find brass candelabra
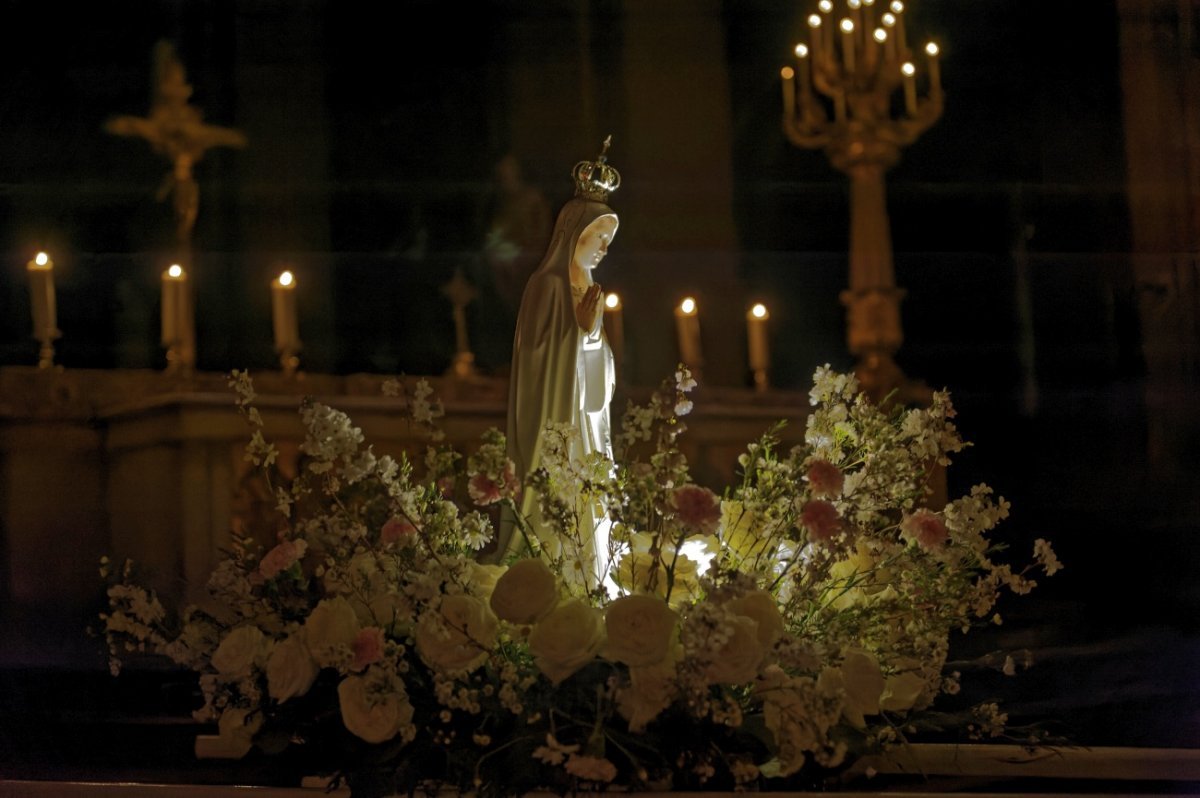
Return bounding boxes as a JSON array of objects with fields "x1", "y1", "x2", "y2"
[{"x1": 782, "y1": 0, "x2": 942, "y2": 401}]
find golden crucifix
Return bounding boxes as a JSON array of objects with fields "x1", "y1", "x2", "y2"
[{"x1": 106, "y1": 41, "x2": 247, "y2": 248}]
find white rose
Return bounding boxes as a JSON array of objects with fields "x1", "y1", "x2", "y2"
[
  {"x1": 489, "y1": 558, "x2": 559, "y2": 624},
  {"x1": 703, "y1": 614, "x2": 765, "y2": 685},
  {"x1": 528, "y1": 599, "x2": 605, "y2": 684},
  {"x1": 211, "y1": 625, "x2": 266, "y2": 677},
  {"x1": 368, "y1": 590, "x2": 414, "y2": 634},
  {"x1": 604, "y1": 595, "x2": 678, "y2": 667},
  {"x1": 266, "y1": 634, "x2": 319, "y2": 703},
  {"x1": 215, "y1": 707, "x2": 262, "y2": 759},
  {"x1": 338, "y1": 675, "x2": 414, "y2": 744},
  {"x1": 467, "y1": 562, "x2": 508, "y2": 602},
  {"x1": 304, "y1": 597, "x2": 360, "y2": 668},
  {"x1": 881, "y1": 671, "x2": 926, "y2": 712},
  {"x1": 416, "y1": 594, "x2": 498, "y2": 672},
  {"x1": 818, "y1": 648, "x2": 884, "y2": 728},
  {"x1": 726, "y1": 590, "x2": 785, "y2": 648}
]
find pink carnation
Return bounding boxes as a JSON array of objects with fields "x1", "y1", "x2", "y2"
[
  {"x1": 381, "y1": 517, "x2": 417, "y2": 547},
  {"x1": 902, "y1": 509, "x2": 949, "y2": 549},
  {"x1": 468, "y1": 473, "x2": 502, "y2": 505},
  {"x1": 259, "y1": 539, "x2": 307, "y2": 579},
  {"x1": 468, "y1": 462, "x2": 520, "y2": 506},
  {"x1": 806, "y1": 460, "x2": 845, "y2": 498},
  {"x1": 672, "y1": 484, "x2": 721, "y2": 534},
  {"x1": 800, "y1": 500, "x2": 841, "y2": 543},
  {"x1": 351, "y1": 626, "x2": 385, "y2": 671}
]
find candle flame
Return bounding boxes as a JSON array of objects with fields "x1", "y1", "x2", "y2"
[
  {"x1": 168, "y1": 264, "x2": 184, "y2": 278},
  {"x1": 680, "y1": 297, "x2": 697, "y2": 315},
  {"x1": 863, "y1": 0, "x2": 875, "y2": 5},
  {"x1": 882, "y1": 12, "x2": 896, "y2": 26},
  {"x1": 840, "y1": 18, "x2": 854, "y2": 32},
  {"x1": 818, "y1": 0, "x2": 832, "y2": 11},
  {"x1": 901, "y1": 61, "x2": 916, "y2": 76},
  {"x1": 848, "y1": 0, "x2": 861, "y2": 8},
  {"x1": 925, "y1": 42, "x2": 939, "y2": 56},
  {"x1": 808, "y1": 13, "x2": 822, "y2": 27},
  {"x1": 279, "y1": 270, "x2": 295, "y2": 287},
  {"x1": 750, "y1": 303, "x2": 768, "y2": 319},
  {"x1": 874, "y1": 28, "x2": 887, "y2": 42},
  {"x1": 605, "y1": 292, "x2": 621, "y2": 310},
  {"x1": 890, "y1": 0, "x2": 904, "y2": 12},
  {"x1": 781, "y1": 65, "x2": 795, "y2": 79},
  {"x1": 34, "y1": 252, "x2": 49, "y2": 266},
  {"x1": 794, "y1": 43, "x2": 809, "y2": 58}
]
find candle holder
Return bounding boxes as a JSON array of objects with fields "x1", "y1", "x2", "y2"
[
  {"x1": 35, "y1": 335, "x2": 60, "y2": 370},
  {"x1": 782, "y1": 0, "x2": 942, "y2": 401}
]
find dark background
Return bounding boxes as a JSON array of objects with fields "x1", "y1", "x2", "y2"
[{"x1": 1, "y1": 0, "x2": 1197, "y2": 782}]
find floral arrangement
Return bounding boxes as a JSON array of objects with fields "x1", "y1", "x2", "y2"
[{"x1": 100, "y1": 366, "x2": 1061, "y2": 797}]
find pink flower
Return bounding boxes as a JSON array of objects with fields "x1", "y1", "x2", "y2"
[
  {"x1": 259, "y1": 539, "x2": 308, "y2": 580},
  {"x1": 468, "y1": 473, "x2": 502, "y2": 505},
  {"x1": 437, "y1": 476, "x2": 456, "y2": 498},
  {"x1": 468, "y1": 461, "x2": 520, "y2": 506},
  {"x1": 806, "y1": 460, "x2": 845, "y2": 498},
  {"x1": 671, "y1": 484, "x2": 721, "y2": 534},
  {"x1": 351, "y1": 627, "x2": 385, "y2": 671},
  {"x1": 800, "y1": 500, "x2": 840, "y2": 543},
  {"x1": 902, "y1": 509, "x2": 949, "y2": 549},
  {"x1": 380, "y1": 517, "x2": 417, "y2": 547}
]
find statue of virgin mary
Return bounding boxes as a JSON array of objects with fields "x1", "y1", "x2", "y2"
[{"x1": 494, "y1": 140, "x2": 621, "y2": 587}]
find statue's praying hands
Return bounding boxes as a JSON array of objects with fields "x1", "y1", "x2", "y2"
[{"x1": 574, "y1": 283, "x2": 603, "y2": 331}]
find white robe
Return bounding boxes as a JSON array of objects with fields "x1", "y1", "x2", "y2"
[{"x1": 496, "y1": 198, "x2": 617, "y2": 586}]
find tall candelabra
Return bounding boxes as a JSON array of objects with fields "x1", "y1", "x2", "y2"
[{"x1": 782, "y1": 0, "x2": 942, "y2": 401}]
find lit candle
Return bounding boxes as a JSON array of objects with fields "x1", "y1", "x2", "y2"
[
  {"x1": 746, "y1": 303, "x2": 770, "y2": 373},
  {"x1": 603, "y1": 291, "x2": 624, "y2": 371},
  {"x1": 26, "y1": 251, "x2": 58, "y2": 343},
  {"x1": 925, "y1": 41, "x2": 942, "y2": 94},
  {"x1": 271, "y1": 269, "x2": 301, "y2": 354},
  {"x1": 780, "y1": 66, "x2": 795, "y2": 120},
  {"x1": 795, "y1": 43, "x2": 813, "y2": 118},
  {"x1": 808, "y1": 14, "x2": 823, "y2": 65},
  {"x1": 890, "y1": 0, "x2": 908, "y2": 55},
  {"x1": 840, "y1": 18, "x2": 856, "y2": 72},
  {"x1": 871, "y1": 28, "x2": 887, "y2": 68},
  {"x1": 161, "y1": 264, "x2": 188, "y2": 347},
  {"x1": 901, "y1": 61, "x2": 917, "y2": 115},
  {"x1": 674, "y1": 296, "x2": 703, "y2": 370},
  {"x1": 862, "y1": 0, "x2": 876, "y2": 33}
]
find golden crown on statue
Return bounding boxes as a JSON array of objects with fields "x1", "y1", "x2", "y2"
[{"x1": 572, "y1": 134, "x2": 621, "y2": 202}]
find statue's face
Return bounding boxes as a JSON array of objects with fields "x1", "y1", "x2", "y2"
[{"x1": 574, "y1": 215, "x2": 618, "y2": 271}]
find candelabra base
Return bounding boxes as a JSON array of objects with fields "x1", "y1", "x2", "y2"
[
  {"x1": 279, "y1": 352, "x2": 301, "y2": 379},
  {"x1": 446, "y1": 351, "x2": 479, "y2": 380},
  {"x1": 36, "y1": 339, "x2": 56, "y2": 370}
]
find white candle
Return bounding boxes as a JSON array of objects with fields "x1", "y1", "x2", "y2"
[
  {"x1": 780, "y1": 66, "x2": 795, "y2": 119},
  {"x1": 746, "y1": 303, "x2": 770, "y2": 372},
  {"x1": 161, "y1": 264, "x2": 188, "y2": 347},
  {"x1": 891, "y1": 0, "x2": 908, "y2": 55},
  {"x1": 840, "y1": 18, "x2": 856, "y2": 72},
  {"x1": 271, "y1": 270, "x2": 301, "y2": 353},
  {"x1": 808, "y1": 15, "x2": 823, "y2": 66},
  {"x1": 902, "y1": 61, "x2": 917, "y2": 115},
  {"x1": 674, "y1": 297, "x2": 703, "y2": 369},
  {"x1": 925, "y1": 42, "x2": 942, "y2": 94},
  {"x1": 795, "y1": 44, "x2": 813, "y2": 119},
  {"x1": 26, "y1": 252, "x2": 57, "y2": 341},
  {"x1": 603, "y1": 291, "x2": 624, "y2": 370}
]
